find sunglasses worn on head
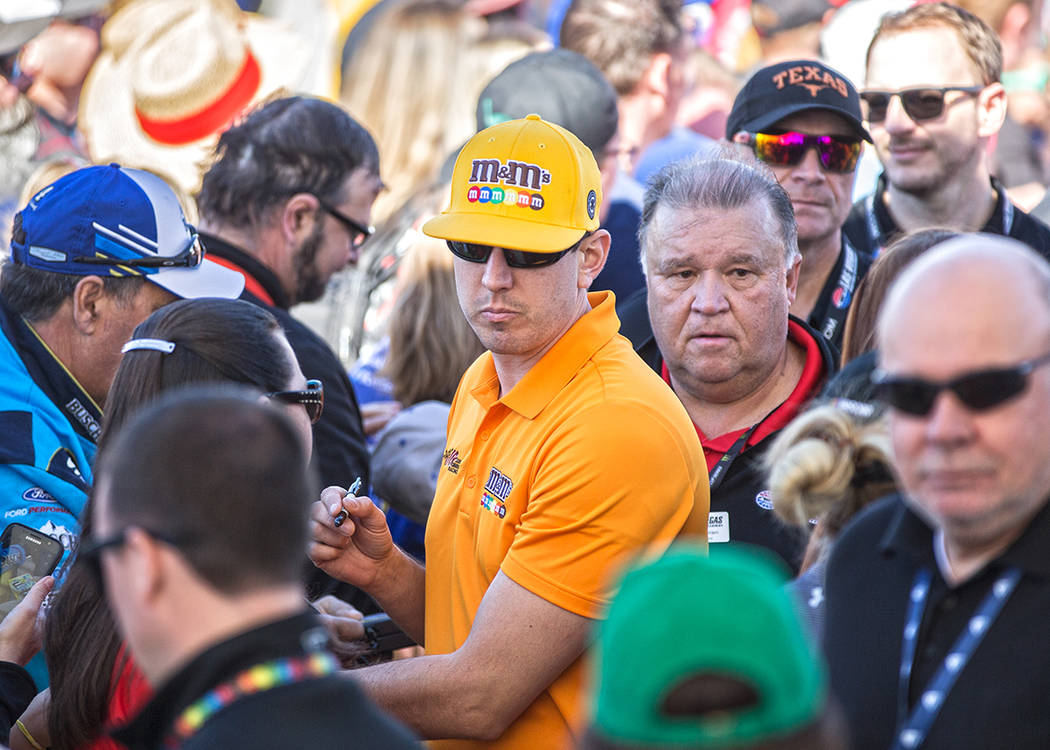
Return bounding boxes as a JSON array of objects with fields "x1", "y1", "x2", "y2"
[
  {"x1": 73, "y1": 232, "x2": 204, "y2": 268},
  {"x1": 860, "y1": 86, "x2": 985, "y2": 124},
  {"x1": 742, "y1": 131, "x2": 862, "y2": 173},
  {"x1": 267, "y1": 379, "x2": 324, "y2": 424},
  {"x1": 315, "y1": 197, "x2": 373, "y2": 248},
  {"x1": 446, "y1": 233, "x2": 590, "y2": 269},
  {"x1": 872, "y1": 351, "x2": 1050, "y2": 416}
]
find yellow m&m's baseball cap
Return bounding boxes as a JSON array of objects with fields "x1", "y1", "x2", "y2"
[{"x1": 422, "y1": 114, "x2": 601, "y2": 253}]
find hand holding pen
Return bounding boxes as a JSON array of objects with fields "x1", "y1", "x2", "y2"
[
  {"x1": 333, "y1": 477, "x2": 362, "y2": 527},
  {"x1": 309, "y1": 483, "x2": 397, "y2": 593}
]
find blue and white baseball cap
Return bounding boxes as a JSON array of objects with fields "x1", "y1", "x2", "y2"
[{"x1": 9, "y1": 164, "x2": 244, "y2": 300}]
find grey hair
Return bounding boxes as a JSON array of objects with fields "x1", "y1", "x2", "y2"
[{"x1": 637, "y1": 154, "x2": 800, "y2": 272}]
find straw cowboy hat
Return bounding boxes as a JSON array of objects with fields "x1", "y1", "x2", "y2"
[{"x1": 79, "y1": 0, "x2": 318, "y2": 195}]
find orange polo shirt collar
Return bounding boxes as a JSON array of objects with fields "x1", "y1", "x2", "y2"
[{"x1": 471, "y1": 290, "x2": 617, "y2": 419}]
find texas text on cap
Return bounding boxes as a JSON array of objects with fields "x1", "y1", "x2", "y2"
[
  {"x1": 726, "y1": 58, "x2": 871, "y2": 142},
  {"x1": 591, "y1": 544, "x2": 827, "y2": 747},
  {"x1": 9, "y1": 163, "x2": 244, "y2": 300},
  {"x1": 475, "y1": 49, "x2": 618, "y2": 158},
  {"x1": 422, "y1": 114, "x2": 601, "y2": 253}
]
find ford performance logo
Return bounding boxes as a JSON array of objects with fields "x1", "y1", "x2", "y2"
[{"x1": 21, "y1": 487, "x2": 56, "y2": 504}]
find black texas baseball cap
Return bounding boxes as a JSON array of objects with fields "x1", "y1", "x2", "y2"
[{"x1": 726, "y1": 58, "x2": 871, "y2": 142}]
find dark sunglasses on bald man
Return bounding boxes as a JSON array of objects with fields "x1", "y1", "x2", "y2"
[
  {"x1": 871, "y1": 351, "x2": 1050, "y2": 416},
  {"x1": 446, "y1": 231, "x2": 592, "y2": 269},
  {"x1": 739, "y1": 131, "x2": 863, "y2": 173},
  {"x1": 267, "y1": 379, "x2": 324, "y2": 424},
  {"x1": 860, "y1": 86, "x2": 985, "y2": 124}
]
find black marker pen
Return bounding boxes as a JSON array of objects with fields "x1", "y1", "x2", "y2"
[{"x1": 333, "y1": 477, "x2": 362, "y2": 527}]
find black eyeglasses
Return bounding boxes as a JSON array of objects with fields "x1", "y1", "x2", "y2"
[
  {"x1": 78, "y1": 527, "x2": 184, "y2": 581},
  {"x1": 315, "y1": 198, "x2": 373, "y2": 248},
  {"x1": 860, "y1": 86, "x2": 985, "y2": 124},
  {"x1": 446, "y1": 232, "x2": 590, "y2": 269},
  {"x1": 267, "y1": 379, "x2": 324, "y2": 424},
  {"x1": 871, "y1": 351, "x2": 1050, "y2": 416},
  {"x1": 740, "y1": 131, "x2": 862, "y2": 173},
  {"x1": 72, "y1": 231, "x2": 204, "y2": 268}
]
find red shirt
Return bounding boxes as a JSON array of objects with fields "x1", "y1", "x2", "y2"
[
  {"x1": 79, "y1": 645, "x2": 152, "y2": 750},
  {"x1": 662, "y1": 319, "x2": 826, "y2": 473}
]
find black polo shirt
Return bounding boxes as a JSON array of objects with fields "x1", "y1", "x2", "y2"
[
  {"x1": 618, "y1": 295, "x2": 836, "y2": 571},
  {"x1": 823, "y1": 493, "x2": 1050, "y2": 750},
  {"x1": 842, "y1": 175, "x2": 1050, "y2": 261}
]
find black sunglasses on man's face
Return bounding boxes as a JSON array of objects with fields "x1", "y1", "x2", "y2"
[
  {"x1": 446, "y1": 231, "x2": 593, "y2": 269},
  {"x1": 78, "y1": 527, "x2": 184, "y2": 583}
]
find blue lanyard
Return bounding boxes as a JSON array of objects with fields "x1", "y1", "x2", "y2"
[{"x1": 891, "y1": 565, "x2": 1021, "y2": 750}]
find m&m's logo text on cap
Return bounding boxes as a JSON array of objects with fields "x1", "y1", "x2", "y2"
[{"x1": 469, "y1": 159, "x2": 552, "y2": 191}]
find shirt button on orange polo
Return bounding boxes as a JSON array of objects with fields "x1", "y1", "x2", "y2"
[
  {"x1": 466, "y1": 475, "x2": 477, "y2": 488},
  {"x1": 480, "y1": 430, "x2": 491, "y2": 441}
]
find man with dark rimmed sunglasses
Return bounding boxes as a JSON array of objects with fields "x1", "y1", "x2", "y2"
[
  {"x1": 195, "y1": 98, "x2": 385, "y2": 612},
  {"x1": 726, "y1": 58, "x2": 874, "y2": 356},
  {"x1": 306, "y1": 114, "x2": 708, "y2": 747},
  {"x1": 823, "y1": 235, "x2": 1050, "y2": 750},
  {"x1": 841, "y1": 2, "x2": 1050, "y2": 261}
]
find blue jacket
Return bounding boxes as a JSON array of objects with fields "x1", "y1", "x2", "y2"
[
  {"x1": 0, "y1": 296, "x2": 95, "y2": 573},
  {"x1": 0, "y1": 296, "x2": 98, "y2": 688}
]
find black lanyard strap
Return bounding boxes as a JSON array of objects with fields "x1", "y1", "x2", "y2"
[
  {"x1": 864, "y1": 193, "x2": 884, "y2": 257},
  {"x1": 866, "y1": 186, "x2": 1014, "y2": 258},
  {"x1": 814, "y1": 242, "x2": 860, "y2": 345},
  {"x1": 708, "y1": 422, "x2": 760, "y2": 492}
]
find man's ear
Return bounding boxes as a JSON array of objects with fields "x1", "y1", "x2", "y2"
[
  {"x1": 279, "y1": 193, "x2": 322, "y2": 245},
  {"x1": 976, "y1": 82, "x2": 1007, "y2": 138},
  {"x1": 577, "y1": 229, "x2": 611, "y2": 290},
  {"x1": 70, "y1": 275, "x2": 108, "y2": 335},
  {"x1": 123, "y1": 527, "x2": 168, "y2": 605},
  {"x1": 642, "y1": 51, "x2": 674, "y2": 99},
  {"x1": 785, "y1": 252, "x2": 802, "y2": 305}
]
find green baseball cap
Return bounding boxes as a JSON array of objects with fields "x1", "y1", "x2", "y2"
[{"x1": 590, "y1": 545, "x2": 826, "y2": 748}]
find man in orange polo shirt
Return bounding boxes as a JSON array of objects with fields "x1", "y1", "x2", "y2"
[{"x1": 309, "y1": 115, "x2": 707, "y2": 749}]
